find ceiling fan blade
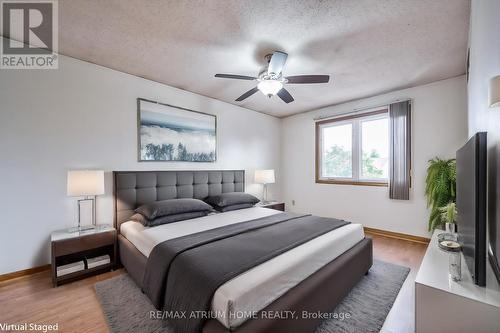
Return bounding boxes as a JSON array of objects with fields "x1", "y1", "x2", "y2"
[
  {"x1": 277, "y1": 88, "x2": 294, "y2": 104},
  {"x1": 268, "y1": 51, "x2": 288, "y2": 76},
  {"x1": 286, "y1": 75, "x2": 330, "y2": 84},
  {"x1": 235, "y1": 87, "x2": 259, "y2": 101},
  {"x1": 215, "y1": 74, "x2": 256, "y2": 80}
]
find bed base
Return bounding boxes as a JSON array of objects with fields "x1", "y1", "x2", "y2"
[
  {"x1": 118, "y1": 235, "x2": 372, "y2": 333},
  {"x1": 118, "y1": 234, "x2": 147, "y2": 288}
]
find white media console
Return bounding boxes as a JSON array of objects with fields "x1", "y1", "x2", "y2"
[{"x1": 415, "y1": 230, "x2": 500, "y2": 332}]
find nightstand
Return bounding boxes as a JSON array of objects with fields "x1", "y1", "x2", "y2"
[
  {"x1": 51, "y1": 225, "x2": 116, "y2": 287},
  {"x1": 257, "y1": 201, "x2": 285, "y2": 211}
]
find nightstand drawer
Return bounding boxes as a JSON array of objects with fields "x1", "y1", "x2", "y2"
[
  {"x1": 52, "y1": 231, "x2": 115, "y2": 257},
  {"x1": 266, "y1": 203, "x2": 285, "y2": 211},
  {"x1": 258, "y1": 202, "x2": 285, "y2": 211}
]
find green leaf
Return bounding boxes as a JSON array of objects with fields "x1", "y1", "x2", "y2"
[{"x1": 425, "y1": 158, "x2": 456, "y2": 231}]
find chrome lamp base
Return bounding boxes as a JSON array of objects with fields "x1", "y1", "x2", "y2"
[
  {"x1": 262, "y1": 183, "x2": 273, "y2": 204},
  {"x1": 72, "y1": 196, "x2": 97, "y2": 232}
]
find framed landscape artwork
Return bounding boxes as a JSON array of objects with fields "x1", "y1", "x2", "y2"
[{"x1": 137, "y1": 98, "x2": 217, "y2": 162}]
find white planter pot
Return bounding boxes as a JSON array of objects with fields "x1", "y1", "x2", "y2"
[{"x1": 445, "y1": 222, "x2": 456, "y2": 234}]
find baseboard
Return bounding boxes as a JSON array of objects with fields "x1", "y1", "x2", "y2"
[
  {"x1": 0, "y1": 228, "x2": 427, "y2": 282},
  {"x1": 364, "y1": 227, "x2": 430, "y2": 244},
  {"x1": 0, "y1": 264, "x2": 50, "y2": 282}
]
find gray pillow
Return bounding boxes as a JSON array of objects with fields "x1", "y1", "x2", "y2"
[
  {"x1": 217, "y1": 203, "x2": 255, "y2": 212},
  {"x1": 130, "y1": 211, "x2": 209, "y2": 227},
  {"x1": 205, "y1": 192, "x2": 260, "y2": 209},
  {"x1": 135, "y1": 198, "x2": 212, "y2": 220}
]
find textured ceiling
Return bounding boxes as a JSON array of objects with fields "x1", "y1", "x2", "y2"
[{"x1": 55, "y1": 0, "x2": 469, "y2": 117}]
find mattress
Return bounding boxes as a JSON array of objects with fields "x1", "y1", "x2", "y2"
[
  {"x1": 120, "y1": 207, "x2": 281, "y2": 257},
  {"x1": 120, "y1": 207, "x2": 364, "y2": 329}
]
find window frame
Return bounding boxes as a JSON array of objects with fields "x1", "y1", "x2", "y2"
[{"x1": 315, "y1": 109, "x2": 389, "y2": 186}]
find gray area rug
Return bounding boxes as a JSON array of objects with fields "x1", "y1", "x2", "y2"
[{"x1": 95, "y1": 260, "x2": 409, "y2": 333}]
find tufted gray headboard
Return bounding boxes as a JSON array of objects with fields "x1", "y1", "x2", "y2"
[{"x1": 113, "y1": 170, "x2": 245, "y2": 230}]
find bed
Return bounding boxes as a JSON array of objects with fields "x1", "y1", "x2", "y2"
[{"x1": 114, "y1": 170, "x2": 372, "y2": 333}]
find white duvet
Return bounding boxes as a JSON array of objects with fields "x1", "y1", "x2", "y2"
[{"x1": 120, "y1": 207, "x2": 364, "y2": 329}]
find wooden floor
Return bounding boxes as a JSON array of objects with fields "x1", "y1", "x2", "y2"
[
  {"x1": 0, "y1": 233, "x2": 427, "y2": 333},
  {"x1": 372, "y1": 234, "x2": 428, "y2": 333}
]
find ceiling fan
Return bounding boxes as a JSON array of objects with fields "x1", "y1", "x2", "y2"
[{"x1": 214, "y1": 51, "x2": 330, "y2": 104}]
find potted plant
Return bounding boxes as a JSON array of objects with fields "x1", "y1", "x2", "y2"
[
  {"x1": 439, "y1": 202, "x2": 457, "y2": 234},
  {"x1": 425, "y1": 158, "x2": 457, "y2": 231}
]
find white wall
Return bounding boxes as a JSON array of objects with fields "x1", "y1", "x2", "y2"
[
  {"x1": 467, "y1": 0, "x2": 500, "y2": 135},
  {"x1": 467, "y1": 0, "x2": 500, "y2": 271},
  {"x1": 0, "y1": 54, "x2": 281, "y2": 274},
  {"x1": 281, "y1": 76, "x2": 468, "y2": 238}
]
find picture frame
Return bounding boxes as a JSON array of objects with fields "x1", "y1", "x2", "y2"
[{"x1": 137, "y1": 98, "x2": 217, "y2": 162}]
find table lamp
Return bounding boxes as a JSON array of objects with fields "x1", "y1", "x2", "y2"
[
  {"x1": 67, "y1": 170, "x2": 105, "y2": 231},
  {"x1": 255, "y1": 169, "x2": 275, "y2": 204}
]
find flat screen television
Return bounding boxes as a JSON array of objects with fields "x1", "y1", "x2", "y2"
[{"x1": 456, "y1": 132, "x2": 487, "y2": 286}]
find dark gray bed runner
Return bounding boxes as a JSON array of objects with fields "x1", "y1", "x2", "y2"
[{"x1": 143, "y1": 212, "x2": 349, "y2": 333}]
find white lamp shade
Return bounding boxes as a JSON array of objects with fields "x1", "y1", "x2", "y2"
[
  {"x1": 255, "y1": 169, "x2": 275, "y2": 184},
  {"x1": 67, "y1": 170, "x2": 105, "y2": 196},
  {"x1": 490, "y1": 75, "x2": 500, "y2": 108}
]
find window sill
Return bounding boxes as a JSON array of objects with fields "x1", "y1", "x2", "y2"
[{"x1": 316, "y1": 179, "x2": 388, "y2": 187}]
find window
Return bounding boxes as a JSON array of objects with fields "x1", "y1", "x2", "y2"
[{"x1": 316, "y1": 110, "x2": 389, "y2": 186}]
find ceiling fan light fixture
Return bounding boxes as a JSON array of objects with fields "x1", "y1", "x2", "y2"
[
  {"x1": 215, "y1": 51, "x2": 330, "y2": 103},
  {"x1": 257, "y1": 79, "x2": 283, "y2": 96}
]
